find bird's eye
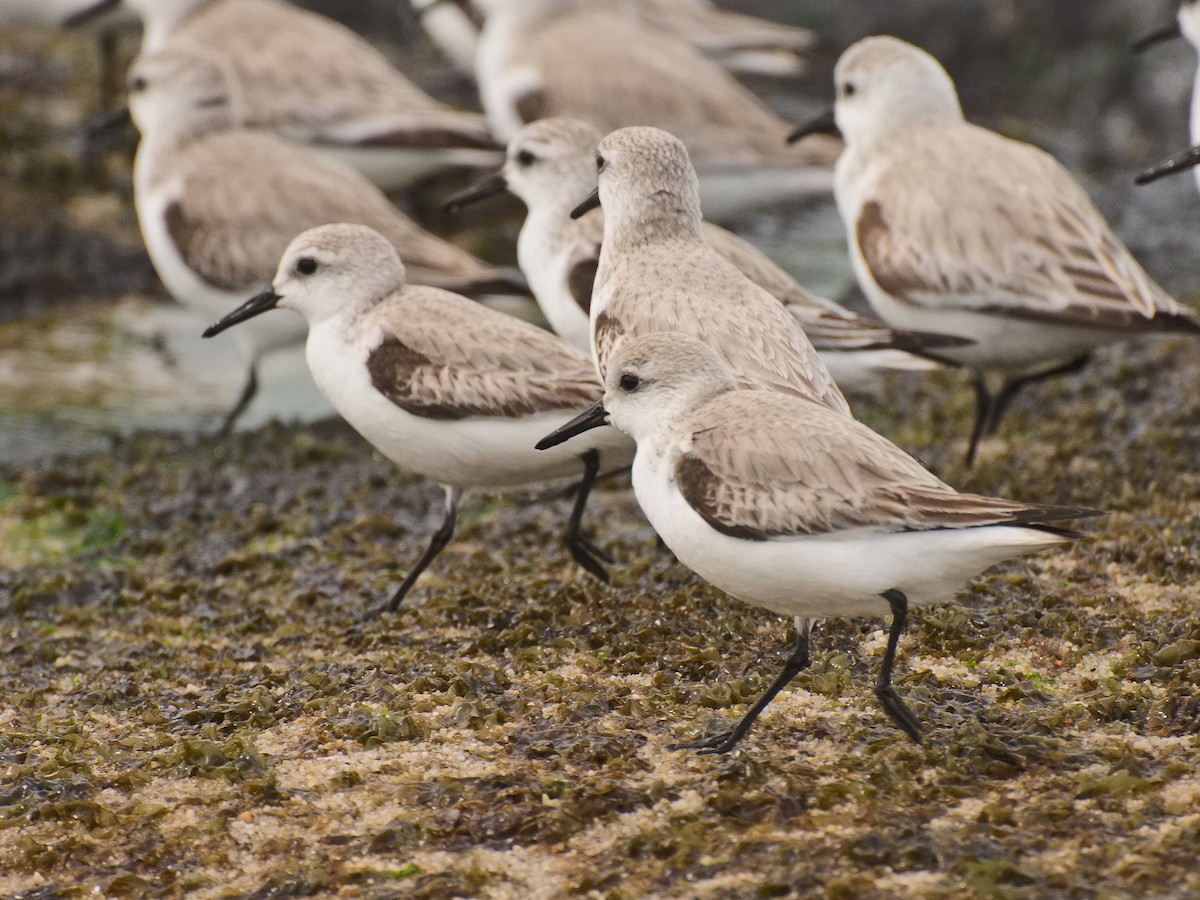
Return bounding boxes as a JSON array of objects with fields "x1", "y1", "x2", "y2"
[
  {"x1": 128, "y1": 76, "x2": 148, "y2": 93},
  {"x1": 516, "y1": 149, "x2": 536, "y2": 166},
  {"x1": 618, "y1": 373, "x2": 640, "y2": 392},
  {"x1": 295, "y1": 257, "x2": 318, "y2": 276},
  {"x1": 842, "y1": 82, "x2": 857, "y2": 98},
  {"x1": 596, "y1": 153, "x2": 607, "y2": 172}
]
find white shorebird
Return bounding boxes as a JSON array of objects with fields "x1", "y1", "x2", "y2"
[
  {"x1": 129, "y1": 47, "x2": 523, "y2": 433},
  {"x1": 575, "y1": 125, "x2": 851, "y2": 416},
  {"x1": 412, "y1": 0, "x2": 815, "y2": 79},
  {"x1": 790, "y1": 35, "x2": 1200, "y2": 465},
  {"x1": 539, "y1": 332, "x2": 1097, "y2": 749},
  {"x1": 1134, "y1": 2, "x2": 1200, "y2": 194},
  {"x1": 68, "y1": 0, "x2": 503, "y2": 188},
  {"x1": 472, "y1": 0, "x2": 840, "y2": 218},
  {"x1": 204, "y1": 224, "x2": 633, "y2": 611},
  {"x1": 445, "y1": 117, "x2": 969, "y2": 392}
]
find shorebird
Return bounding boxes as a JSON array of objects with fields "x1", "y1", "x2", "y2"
[
  {"x1": 445, "y1": 117, "x2": 969, "y2": 392},
  {"x1": 68, "y1": 0, "x2": 503, "y2": 188},
  {"x1": 1134, "y1": 2, "x2": 1200, "y2": 194},
  {"x1": 575, "y1": 126, "x2": 850, "y2": 416},
  {"x1": 790, "y1": 35, "x2": 1200, "y2": 465},
  {"x1": 204, "y1": 224, "x2": 632, "y2": 610},
  {"x1": 129, "y1": 47, "x2": 523, "y2": 433},
  {"x1": 539, "y1": 332, "x2": 1098, "y2": 750},
  {"x1": 412, "y1": 0, "x2": 815, "y2": 79},
  {"x1": 472, "y1": 0, "x2": 840, "y2": 218}
]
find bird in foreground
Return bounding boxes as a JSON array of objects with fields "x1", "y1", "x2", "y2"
[
  {"x1": 69, "y1": 0, "x2": 502, "y2": 189},
  {"x1": 204, "y1": 224, "x2": 633, "y2": 612},
  {"x1": 539, "y1": 332, "x2": 1099, "y2": 750},
  {"x1": 577, "y1": 125, "x2": 852, "y2": 417},
  {"x1": 472, "y1": 0, "x2": 840, "y2": 218},
  {"x1": 128, "y1": 48, "x2": 523, "y2": 435},
  {"x1": 412, "y1": 0, "x2": 816, "y2": 79},
  {"x1": 446, "y1": 117, "x2": 970, "y2": 393},
  {"x1": 790, "y1": 35, "x2": 1200, "y2": 465},
  {"x1": 1134, "y1": 1, "x2": 1200, "y2": 196}
]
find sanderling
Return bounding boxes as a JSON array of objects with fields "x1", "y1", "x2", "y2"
[
  {"x1": 129, "y1": 48, "x2": 523, "y2": 433},
  {"x1": 446, "y1": 117, "x2": 969, "y2": 392},
  {"x1": 571, "y1": 125, "x2": 851, "y2": 416},
  {"x1": 540, "y1": 332, "x2": 1098, "y2": 750},
  {"x1": 69, "y1": 0, "x2": 503, "y2": 189},
  {"x1": 790, "y1": 35, "x2": 1200, "y2": 465},
  {"x1": 413, "y1": 0, "x2": 815, "y2": 79},
  {"x1": 1134, "y1": 2, "x2": 1200, "y2": 193},
  {"x1": 204, "y1": 223, "x2": 633, "y2": 611},
  {"x1": 472, "y1": 0, "x2": 839, "y2": 218}
]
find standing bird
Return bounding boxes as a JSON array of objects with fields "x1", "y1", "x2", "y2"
[
  {"x1": 129, "y1": 47, "x2": 523, "y2": 433},
  {"x1": 790, "y1": 35, "x2": 1200, "y2": 465},
  {"x1": 205, "y1": 224, "x2": 632, "y2": 611},
  {"x1": 411, "y1": 0, "x2": 816, "y2": 79},
  {"x1": 575, "y1": 126, "x2": 851, "y2": 416},
  {"x1": 68, "y1": 0, "x2": 502, "y2": 188},
  {"x1": 1134, "y1": 2, "x2": 1200, "y2": 194},
  {"x1": 446, "y1": 117, "x2": 969, "y2": 392},
  {"x1": 540, "y1": 333, "x2": 1097, "y2": 750},
  {"x1": 472, "y1": 0, "x2": 840, "y2": 218}
]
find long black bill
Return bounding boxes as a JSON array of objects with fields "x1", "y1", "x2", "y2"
[
  {"x1": 570, "y1": 187, "x2": 601, "y2": 220},
  {"x1": 1132, "y1": 20, "x2": 1183, "y2": 52},
  {"x1": 443, "y1": 171, "x2": 508, "y2": 212},
  {"x1": 787, "y1": 107, "x2": 841, "y2": 144},
  {"x1": 203, "y1": 290, "x2": 281, "y2": 338},
  {"x1": 1135, "y1": 144, "x2": 1200, "y2": 185},
  {"x1": 536, "y1": 400, "x2": 609, "y2": 450},
  {"x1": 63, "y1": 0, "x2": 121, "y2": 29}
]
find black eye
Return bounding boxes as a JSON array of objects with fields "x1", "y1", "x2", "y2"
[
  {"x1": 129, "y1": 76, "x2": 148, "y2": 93},
  {"x1": 516, "y1": 149, "x2": 536, "y2": 166},
  {"x1": 295, "y1": 257, "x2": 318, "y2": 276},
  {"x1": 596, "y1": 153, "x2": 607, "y2": 172},
  {"x1": 842, "y1": 82, "x2": 857, "y2": 98},
  {"x1": 618, "y1": 373, "x2": 640, "y2": 392}
]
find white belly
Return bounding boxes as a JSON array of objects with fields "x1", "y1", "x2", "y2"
[{"x1": 632, "y1": 450, "x2": 1066, "y2": 621}]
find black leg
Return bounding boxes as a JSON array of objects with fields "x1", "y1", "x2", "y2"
[
  {"x1": 98, "y1": 29, "x2": 121, "y2": 112},
  {"x1": 383, "y1": 485, "x2": 461, "y2": 614},
  {"x1": 677, "y1": 618, "x2": 812, "y2": 754},
  {"x1": 965, "y1": 373, "x2": 994, "y2": 467},
  {"x1": 562, "y1": 450, "x2": 612, "y2": 581},
  {"x1": 877, "y1": 589, "x2": 922, "y2": 743},
  {"x1": 985, "y1": 353, "x2": 1092, "y2": 437},
  {"x1": 216, "y1": 365, "x2": 259, "y2": 438}
]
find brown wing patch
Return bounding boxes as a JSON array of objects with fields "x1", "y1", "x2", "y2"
[
  {"x1": 675, "y1": 453, "x2": 768, "y2": 541},
  {"x1": 164, "y1": 200, "x2": 241, "y2": 292},
  {"x1": 514, "y1": 87, "x2": 549, "y2": 125},
  {"x1": 567, "y1": 258, "x2": 598, "y2": 315},
  {"x1": 856, "y1": 200, "x2": 931, "y2": 300},
  {"x1": 592, "y1": 308, "x2": 625, "y2": 375},
  {"x1": 367, "y1": 334, "x2": 598, "y2": 420},
  {"x1": 352, "y1": 125, "x2": 502, "y2": 151}
]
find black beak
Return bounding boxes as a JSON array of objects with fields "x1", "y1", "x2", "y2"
[
  {"x1": 536, "y1": 400, "x2": 609, "y2": 450},
  {"x1": 570, "y1": 187, "x2": 601, "y2": 220},
  {"x1": 787, "y1": 107, "x2": 841, "y2": 144},
  {"x1": 443, "y1": 171, "x2": 508, "y2": 211},
  {"x1": 1135, "y1": 144, "x2": 1200, "y2": 185},
  {"x1": 203, "y1": 290, "x2": 281, "y2": 338},
  {"x1": 63, "y1": 0, "x2": 121, "y2": 29},
  {"x1": 84, "y1": 105, "x2": 133, "y2": 144},
  {"x1": 1132, "y1": 19, "x2": 1183, "y2": 53}
]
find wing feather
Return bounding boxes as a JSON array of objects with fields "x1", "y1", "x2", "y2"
[
  {"x1": 676, "y1": 392, "x2": 1096, "y2": 538},
  {"x1": 857, "y1": 124, "x2": 1198, "y2": 331},
  {"x1": 368, "y1": 286, "x2": 601, "y2": 420}
]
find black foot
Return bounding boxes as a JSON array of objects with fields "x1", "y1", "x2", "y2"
[
  {"x1": 566, "y1": 533, "x2": 611, "y2": 582},
  {"x1": 671, "y1": 726, "x2": 742, "y2": 755},
  {"x1": 876, "y1": 685, "x2": 923, "y2": 744}
]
